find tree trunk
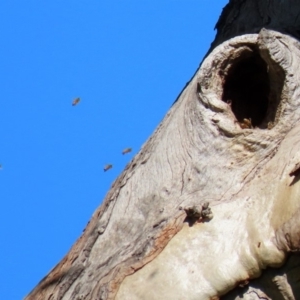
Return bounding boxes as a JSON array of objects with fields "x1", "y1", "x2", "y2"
[{"x1": 25, "y1": 1, "x2": 300, "y2": 299}]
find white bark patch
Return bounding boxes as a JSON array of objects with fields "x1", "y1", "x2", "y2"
[{"x1": 116, "y1": 30, "x2": 300, "y2": 299}]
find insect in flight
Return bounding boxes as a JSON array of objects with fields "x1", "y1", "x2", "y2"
[
  {"x1": 122, "y1": 148, "x2": 132, "y2": 155},
  {"x1": 104, "y1": 164, "x2": 113, "y2": 172},
  {"x1": 72, "y1": 97, "x2": 80, "y2": 106}
]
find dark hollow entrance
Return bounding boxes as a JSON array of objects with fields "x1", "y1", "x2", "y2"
[{"x1": 222, "y1": 51, "x2": 270, "y2": 128}]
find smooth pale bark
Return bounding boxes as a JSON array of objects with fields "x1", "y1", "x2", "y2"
[{"x1": 25, "y1": 1, "x2": 300, "y2": 300}]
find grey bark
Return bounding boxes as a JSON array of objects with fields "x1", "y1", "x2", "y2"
[{"x1": 25, "y1": 1, "x2": 300, "y2": 300}]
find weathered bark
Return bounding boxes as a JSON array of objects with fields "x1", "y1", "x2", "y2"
[{"x1": 26, "y1": 1, "x2": 300, "y2": 299}]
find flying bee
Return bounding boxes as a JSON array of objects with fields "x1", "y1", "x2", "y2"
[
  {"x1": 122, "y1": 148, "x2": 132, "y2": 155},
  {"x1": 104, "y1": 164, "x2": 113, "y2": 172},
  {"x1": 72, "y1": 97, "x2": 80, "y2": 106}
]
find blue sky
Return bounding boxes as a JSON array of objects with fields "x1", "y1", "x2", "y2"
[{"x1": 0, "y1": 1, "x2": 228, "y2": 298}]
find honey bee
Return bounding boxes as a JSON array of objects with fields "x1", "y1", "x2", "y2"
[
  {"x1": 104, "y1": 164, "x2": 113, "y2": 172},
  {"x1": 122, "y1": 148, "x2": 132, "y2": 155},
  {"x1": 239, "y1": 118, "x2": 252, "y2": 129},
  {"x1": 72, "y1": 97, "x2": 80, "y2": 106}
]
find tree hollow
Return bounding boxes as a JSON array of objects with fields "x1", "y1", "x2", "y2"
[{"x1": 222, "y1": 50, "x2": 270, "y2": 127}]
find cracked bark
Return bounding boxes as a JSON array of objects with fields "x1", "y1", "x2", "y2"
[{"x1": 25, "y1": 1, "x2": 300, "y2": 299}]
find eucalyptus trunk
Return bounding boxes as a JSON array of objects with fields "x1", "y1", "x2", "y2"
[{"x1": 25, "y1": 1, "x2": 300, "y2": 299}]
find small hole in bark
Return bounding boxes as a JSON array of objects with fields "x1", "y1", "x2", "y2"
[{"x1": 222, "y1": 51, "x2": 270, "y2": 128}]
